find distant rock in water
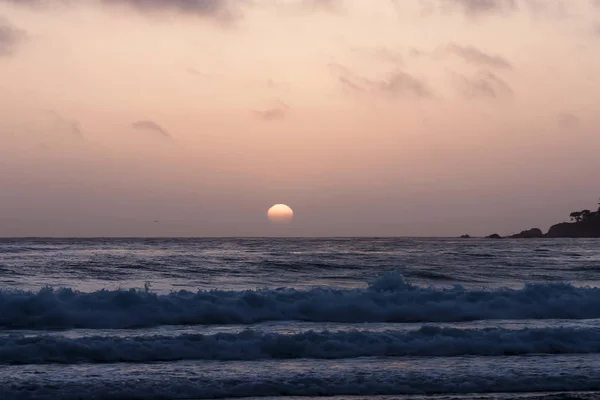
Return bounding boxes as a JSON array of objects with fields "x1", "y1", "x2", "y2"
[
  {"x1": 460, "y1": 234, "x2": 471, "y2": 238},
  {"x1": 510, "y1": 228, "x2": 544, "y2": 239},
  {"x1": 486, "y1": 233, "x2": 503, "y2": 239}
]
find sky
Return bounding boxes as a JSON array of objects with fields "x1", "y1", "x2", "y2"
[{"x1": 0, "y1": 0, "x2": 600, "y2": 237}]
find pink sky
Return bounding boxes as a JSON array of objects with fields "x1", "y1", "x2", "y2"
[{"x1": 1, "y1": 0, "x2": 599, "y2": 237}]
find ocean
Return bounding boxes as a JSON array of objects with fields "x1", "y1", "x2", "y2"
[{"x1": 1, "y1": 237, "x2": 600, "y2": 400}]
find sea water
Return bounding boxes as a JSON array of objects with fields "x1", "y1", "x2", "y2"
[{"x1": 1, "y1": 237, "x2": 600, "y2": 399}]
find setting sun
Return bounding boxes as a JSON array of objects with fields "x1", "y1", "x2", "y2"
[{"x1": 267, "y1": 204, "x2": 294, "y2": 224}]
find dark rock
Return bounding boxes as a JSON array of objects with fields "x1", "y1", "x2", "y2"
[
  {"x1": 460, "y1": 234, "x2": 471, "y2": 238},
  {"x1": 510, "y1": 228, "x2": 543, "y2": 239},
  {"x1": 486, "y1": 233, "x2": 503, "y2": 239},
  {"x1": 546, "y1": 219, "x2": 600, "y2": 238}
]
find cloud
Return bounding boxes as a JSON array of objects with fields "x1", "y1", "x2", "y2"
[
  {"x1": 331, "y1": 63, "x2": 433, "y2": 99},
  {"x1": 0, "y1": 0, "x2": 244, "y2": 22},
  {"x1": 524, "y1": 0, "x2": 570, "y2": 18},
  {"x1": 45, "y1": 110, "x2": 83, "y2": 138},
  {"x1": 424, "y1": 0, "x2": 517, "y2": 17},
  {"x1": 253, "y1": 102, "x2": 289, "y2": 121},
  {"x1": 373, "y1": 71, "x2": 433, "y2": 98},
  {"x1": 300, "y1": 0, "x2": 341, "y2": 12},
  {"x1": 0, "y1": 0, "x2": 73, "y2": 9},
  {"x1": 454, "y1": 70, "x2": 513, "y2": 99},
  {"x1": 101, "y1": 0, "x2": 241, "y2": 21},
  {"x1": 0, "y1": 18, "x2": 26, "y2": 57},
  {"x1": 557, "y1": 112, "x2": 580, "y2": 129},
  {"x1": 450, "y1": 0, "x2": 517, "y2": 14},
  {"x1": 447, "y1": 43, "x2": 513, "y2": 70},
  {"x1": 351, "y1": 46, "x2": 404, "y2": 65},
  {"x1": 132, "y1": 120, "x2": 171, "y2": 137},
  {"x1": 265, "y1": 0, "x2": 344, "y2": 15},
  {"x1": 186, "y1": 68, "x2": 221, "y2": 80},
  {"x1": 0, "y1": 0, "x2": 42, "y2": 5}
]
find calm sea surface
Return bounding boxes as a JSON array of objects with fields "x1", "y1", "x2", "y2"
[{"x1": 1, "y1": 237, "x2": 600, "y2": 399}]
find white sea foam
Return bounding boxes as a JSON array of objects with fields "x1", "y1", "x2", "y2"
[{"x1": 1, "y1": 272, "x2": 600, "y2": 329}]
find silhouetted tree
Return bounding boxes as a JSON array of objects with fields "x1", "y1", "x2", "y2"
[{"x1": 570, "y1": 211, "x2": 583, "y2": 222}]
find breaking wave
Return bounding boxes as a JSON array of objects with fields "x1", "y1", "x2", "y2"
[
  {"x1": 2, "y1": 271, "x2": 600, "y2": 329},
  {"x1": 4, "y1": 326, "x2": 600, "y2": 364},
  {"x1": 2, "y1": 362, "x2": 600, "y2": 399}
]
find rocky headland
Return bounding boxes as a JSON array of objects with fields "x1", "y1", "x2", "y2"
[{"x1": 472, "y1": 201, "x2": 600, "y2": 239}]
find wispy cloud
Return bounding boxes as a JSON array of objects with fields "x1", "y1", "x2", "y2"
[
  {"x1": 0, "y1": 0, "x2": 43, "y2": 5},
  {"x1": 373, "y1": 71, "x2": 433, "y2": 98},
  {"x1": 524, "y1": 0, "x2": 570, "y2": 18},
  {"x1": 0, "y1": 18, "x2": 26, "y2": 57},
  {"x1": 557, "y1": 112, "x2": 580, "y2": 129},
  {"x1": 186, "y1": 68, "x2": 221, "y2": 79},
  {"x1": 331, "y1": 63, "x2": 433, "y2": 99},
  {"x1": 351, "y1": 46, "x2": 404, "y2": 65},
  {"x1": 253, "y1": 102, "x2": 289, "y2": 121},
  {"x1": 423, "y1": 0, "x2": 517, "y2": 17},
  {"x1": 300, "y1": 0, "x2": 341, "y2": 12},
  {"x1": 44, "y1": 110, "x2": 83, "y2": 138},
  {"x1": 0, "y1": 0, "x2": 244, "y2": 22},
  {"x1": 132, "y1": 120, "x2": 171, "y2": 137},
  {"x1": 454, "y1": 69, "x2": 513, "y2": 99},
  {"x1": 0, "y1": 0, "x2": 74, "y2": 9},
  {"x1": 449, "y1": 0, "x2": 517, "y2": 15},
  {"x1": 447, "y1": 43, "x2": 513, "y2": 70},
  {"x1": 101, "y1": 0, "x2": 242, "y2": 22},
  {"x1": 265, "y1": 0, "x2": 344, "y2": 15}
]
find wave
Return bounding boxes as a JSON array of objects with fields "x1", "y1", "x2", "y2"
[
  {"x1": 2, "y1": 362, "x2": 600, "y2": 400},
  {"x1": 2, "y1": 271, "x2": 600, "y2": 329},
  {"x1": 5, "y1": 326, "x2": 600, "y2": 364}
]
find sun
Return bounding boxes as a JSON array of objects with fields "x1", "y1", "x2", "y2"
[{"x1": 267, "y1": 204, "x2": 294, "y2": 224}]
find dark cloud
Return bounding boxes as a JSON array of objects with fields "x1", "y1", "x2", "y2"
[
  {"x1": 422, "y1": 0, "x2": 517, "y2": 17},
  {"x1": 43, "y1": 110, "x2": 83, "y2": 138},
  {"x1": 557, "y1": 113, "x2": 580, "y2": 129},
  {"x1": 102, "y1": 0, "x2": 241, "y2": 22},
  {"x1": 253, "y1": 102, "x2": 289, "y2": 121},
  {"x1": 300, "y1": 0, "x2": 341, "y2": 12},
  {"x1": 1, "y1": 0, "x2": 241, "y2": 20},
  {"x1": 331, "y1": 63, "x2": 433, "y2": 99},
  {"x1": 187, "y1": 67, "x2": 204, "y2": 75},
  {"x1": 186, "y1": 68, "x2": 221, "y2": 79},
  {"x1": 132, "y1": 120, "x2": 171, "y2": 137},
  {"x1": 0, "y1": 19, "x2": 26, "y2": 57},
  {"x1": 447, "y1": 43, "x2": 512, "y2": 70},
  {"x1": 449, "y1": 0, "x2": 517, "y2": 15},
  {"x1": 0, "y1": 0, "x2": 73, "y2": 8},
  {"x1": 260, "y1": 78, "x2": 291, "y2": 92},
  {"x1": 0, "y1": 0, "x2": 42, "y2": 5},
  {"x1": 338, "y1": 75, "x2": 366, "y2": 92},
  {"x1": 266, "y1": 0, "x2": 344, "y2": 15},
  {"x1": 373, "y1": 71, "x2": 433, "y2": 98},
  {"x1": 254, "y1": 108, "x2": 286, "y2": 121},
  {"x1": 454, "y1": 70, "x2": 513, "y2": 99}
]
